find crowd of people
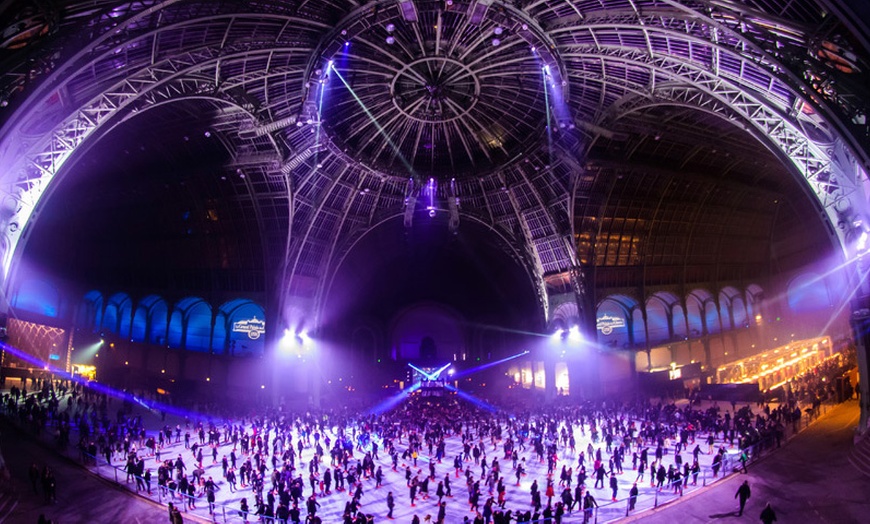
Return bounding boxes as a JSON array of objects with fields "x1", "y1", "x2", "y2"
[{"x1": 4, "y1": 370, "x2": 836, "y2": 524}]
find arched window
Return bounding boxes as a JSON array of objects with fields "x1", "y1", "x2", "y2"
[
  {"x1": 685, "y1": 291, "x2": 707, "y2": 338},
  {"x1": 718, "y1": 287, "x2": 741, "y2": 330},
  {"x1": 131, "y1": 295, "x2": 167, "y2": 343},
  {"x1": 132, "y1": 306, "x2": 147, "y2": 342},
  {"x1": 149, "y1": 299, "x2": 169, "y2": 345},
  {"x1": 167, "y1": 309, "x2": 184, "y2": 348},
  {"x1": 77, "y1": 290, "x2": 103, "y2": 332},
  {"x1": 102, "y1": 293, "x2": 132, "y2": 335},
  {"x1": 746, "y1": 284, "x2": 764, "y2": 321},
  {"x1": 646, "y1": 292, "x2": 679, "y2": 344},
  {"x1": 170, "y1": 297, "x2": 212, "y2": 352}
]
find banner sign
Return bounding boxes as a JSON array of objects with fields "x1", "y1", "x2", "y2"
[
  {"x1": 232, "y1": 317, "x2": 265, "y2": 340},
  {"x1": 596, "y1": 314, "x2": 625, "y2": 335}
]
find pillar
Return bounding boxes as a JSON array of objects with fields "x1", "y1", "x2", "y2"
[{"x1": 544, "y1": 356, "x2": 557, "y2": 402}]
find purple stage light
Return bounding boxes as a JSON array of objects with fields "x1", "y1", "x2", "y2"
[
  {"x1": 369, "y1": 382, "x2": 421, "y2": 415},
  {"x1": 450, "y1": 350, "x2": 528, "y2": 381},
  {"x1": 444, "y1": 384, "x2": 498, "y2": 412}
]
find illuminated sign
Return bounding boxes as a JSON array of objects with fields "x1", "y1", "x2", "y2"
[
  {"x1": 596, "y1": 314, "x2": 625, "y2": 335},
  {"x1": 49, "y1": 354, "x2": 60, "y2": 361},
  {"x1": 232, "y1": 317, "x2": 265, "y2": 340}
]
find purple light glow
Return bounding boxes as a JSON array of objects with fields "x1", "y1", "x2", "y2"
[
  {"x1": 0, "y1": 341, "x2": 211, "y2": 422},
  {"x1": 444, "y1": 384, "x2": 498, "y2": 412},
  {"x1": 449, "y1": 350, "x2": 529, "y2": 381}
]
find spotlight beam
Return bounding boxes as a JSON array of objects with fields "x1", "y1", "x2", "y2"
[
  {"x1": 1, "y1": 342, "x2": 223, "y2": 423},
  {"x1": 451, "y1": 350, "x2": 529, "y2": 381},
  {"x1": 444, "y1": 384, "x2": 498, "y2": 413},
  {"x1": 369, "y1": 382, "x2": 421, "y2": 415},
  {"x1": 331, "y1": 67, "x2": 416, "y2": 176},
  {"x1": 408, "y1": 363, "x2": 436, "y2": 380},
  {"x1": 429, "y1": 363, "x2": 452, "y2": 380}
]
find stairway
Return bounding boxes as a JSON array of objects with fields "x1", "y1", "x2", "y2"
[{"x1": 849, "y1": 433, "x2": 870, "y2": 478}]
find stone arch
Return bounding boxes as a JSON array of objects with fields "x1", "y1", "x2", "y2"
[{"x1": 550, "y1": 301, "x2": 579, "y2": 332}]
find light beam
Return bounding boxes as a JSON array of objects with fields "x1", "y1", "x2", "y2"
[{"x1": 450, "y1": 350, "x2": 529, "y2": 381}]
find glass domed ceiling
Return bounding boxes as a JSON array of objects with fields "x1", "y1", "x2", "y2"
[{"x1": 315, "y1": 1, "x2": 564, "y2": 178}]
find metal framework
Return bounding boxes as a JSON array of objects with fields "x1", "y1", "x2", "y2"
[{"x1": 1, "y1": 0, "x2": 868, "y2": 334}]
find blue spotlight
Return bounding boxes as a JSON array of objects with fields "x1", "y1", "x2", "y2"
[
  {"x1": 450, "y1": 351, "x2": 529, "y2": 380},
  {"x1": 370, "y1": 382, "x2": 421, "y2": 415},
  {"x1": 0, "y1": 341, "x2": 213, "y2": 423},
  {"x1": 408, "y1": 363, "x2": 435, "y2": 380},
  {"x1": 444, "y1": 384, "x2": 498, "y2": 413},
  {"x1": 430, "y1": 363, "x2": 452, "y2": 379}
]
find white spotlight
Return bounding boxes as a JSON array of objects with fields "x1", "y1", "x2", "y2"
[
  {"x1": 279, "y1": 329, "x2": 295, "y2": 351},
  {"x1": 568, "y1": 326, "x2": 582, "y2": 342}
]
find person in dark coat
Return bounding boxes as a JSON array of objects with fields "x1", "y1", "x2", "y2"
[
  {"x1": 735, "y1": 480, "x2": 751, "y2": 516},
  {"x1": 306, "y1": 494, "x2": 321, "y2": 516},
  {"x1": 582, "y1": 492, "x2": 597, "y2": 524},
  {"x1": 609, "y1": 473, "x2": 618, "y2": 501},
  {"x1": 760, "y1": 502, "x2": 777, "y2": 523}
]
